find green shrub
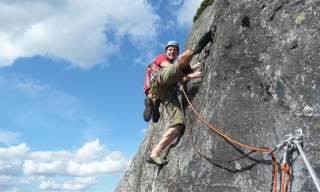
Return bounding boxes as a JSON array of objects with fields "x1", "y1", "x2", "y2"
[{"x1": 193, "y1": 0, "x2": 215, "y2": 22}]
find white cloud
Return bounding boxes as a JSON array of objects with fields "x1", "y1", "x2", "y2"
[
  {"x1": 0, "y1": 175, "x2": 33, "y2": 191},
  {"x1": 176, "y1": 0, "x2": 202, "y2": 27},
  {"x1": 24, "y1": 151, "x2": 128, "y2": 177},
  {"x1": 76, "y1": 139, "x2": 104, "y2": 161},
  {"x1": 170, "y1": 0, "x2": 183, "y2": 6},
  {"x1": 29, "y1": 151, "x2": 73, "y2": 162},
  {"x1": 0, "y1": 143, "x2": 29, "y2": 159},
  {"x1": 0, "y1": 144, "x2": 42, "y2": 177},
  {"x1": 0, "y1": 0, "x2": 159, "y2": 68},
  {"x1": 22, "y1": 140, "x2": 129, "y2": 177},
  {"x1": 23, "y1": 160, "x2": 65, "y2": 176},
  {"x1": 0, "y1": 140, "x2": 130, "y2": 191},
  {"x1": 11, "y1": 188, "x2": 29, "y2": 192},
  {"x1": 0, "y1": 175, "x2": 12, "y2": 186},
  {"x1": 16, "y1": 80, "x2": 48, "y2": 94},
  {"x1": 39, "y1": 177, "x2": 96, "y2": 191},
  {"x1": 0, "y1": 130, "x2": 20, "y2": 146}
]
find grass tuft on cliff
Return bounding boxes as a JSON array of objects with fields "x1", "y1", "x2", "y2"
[{"x1": 193, "y1": 0, "x2": 215, "y2": 22}]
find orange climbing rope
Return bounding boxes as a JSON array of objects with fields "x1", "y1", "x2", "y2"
[
  {"x1": 281, "y1": 163, "x2": 291, "y2": 192},
  {"x1": 180, "y1": 86, "x2": 280, "y2": 192}
]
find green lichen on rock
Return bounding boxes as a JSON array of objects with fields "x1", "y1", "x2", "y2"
[
  {"x1": 295, "y1": 12, "x2": 305, "y2": 25},
  {"x1": 193, "y1": 0, "x2": 215, "y2": 22}
]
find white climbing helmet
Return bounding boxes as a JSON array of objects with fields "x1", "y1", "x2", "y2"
[{"x1": 165, "y1": 40, "x2": 179, "y2": 52}]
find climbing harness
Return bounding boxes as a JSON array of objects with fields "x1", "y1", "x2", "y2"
[
  {"x1": 179, "y1": 85, "x2": 320, "y2": 192},
  {"x1": 149, "y1": 69, "x2": 162, "y2": 98},
  {"x1": 144, "y1": 62, "x2": 162, "y2": 99}
]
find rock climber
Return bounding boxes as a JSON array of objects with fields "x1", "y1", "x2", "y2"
[{"x1": 145, "y1": 28, "x2": 216, "y2": 166}]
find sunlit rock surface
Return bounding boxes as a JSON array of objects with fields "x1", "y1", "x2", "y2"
[{"x1": 117, "y1": 0, "x2": 320, "y2": 191}]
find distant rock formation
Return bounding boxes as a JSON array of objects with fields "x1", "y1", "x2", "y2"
[{"x1": 117, "y1": 0, "x2": 320, "y2": 191}]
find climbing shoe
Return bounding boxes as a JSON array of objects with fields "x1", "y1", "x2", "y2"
[
  {"x1": 192, "y1": 30, "x2": 214, "y2": 55},
  {"x1": 152, "y1": 98, "x2": 161, "y2": 123},
  {"x1": 146, "y1": 155, "x2": 168, "y2": 166},
  {"x1": 143, "y1": 97, "x2": 153, "y2": 122}
]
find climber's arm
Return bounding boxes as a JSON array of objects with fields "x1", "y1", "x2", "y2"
[
  {"x1": 186, "y1": 71, "x2": 202, "y2": 79},
  {"x1": 181, "y1": 71, "x2": 202, "y2": 84}
]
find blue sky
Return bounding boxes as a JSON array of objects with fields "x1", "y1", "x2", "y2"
[{"x1": 0, "y1": 0, "x2": 202, "y2": 191}]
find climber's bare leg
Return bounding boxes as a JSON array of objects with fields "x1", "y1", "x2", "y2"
[
  {"x1": 176, "y1": 50, "x2": 194, "y2": 71},
  {"x1": 150, "y1": 124, "x2": 184, "y2": 157}
]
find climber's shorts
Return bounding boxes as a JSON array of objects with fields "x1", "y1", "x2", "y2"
[
  {"x1": 155, "y1": 63, "x2": 185, "y2": 127},
  {"x1": 159, "y1": 63, "x2": 184, "y2": 86},
  {"x1": 164, "y1": 97, "x2": 184, "y2": 127},
  {"x1": 155, "y1": 63, "x2": 184, "y2": 100}
]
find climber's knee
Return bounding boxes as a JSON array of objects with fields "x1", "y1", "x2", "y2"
[
  {"x1": 163, "y1": 127, "x2": 177, "y2": 138},
  {"x1": 177, "y1": 50, "x2": 194, "y2": 71}
]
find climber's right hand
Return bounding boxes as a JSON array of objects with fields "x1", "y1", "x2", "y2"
[{"x1": 186, "y1": 71, "x2": 202, "y2": 79}]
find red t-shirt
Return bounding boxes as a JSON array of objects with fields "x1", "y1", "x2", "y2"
[
  {"x1": 151, "y1": 54, "x2": 172, "y2": 72},
  {"x1": 144, "y1": 54, "x2": 174, "y2": 95}
]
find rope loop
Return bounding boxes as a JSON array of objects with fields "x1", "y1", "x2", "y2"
[{"x1": 180, "y1": 85, "x2": 282, "y2": 192}]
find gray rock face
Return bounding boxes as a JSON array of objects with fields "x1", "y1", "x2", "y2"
[{"x1": 117, "y1": 0, "x2": 320, "y2": 191}]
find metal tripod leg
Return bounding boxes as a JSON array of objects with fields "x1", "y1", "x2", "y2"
[{"x1": 294, "y1": 141, "x2": 320, "y2": 192}]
